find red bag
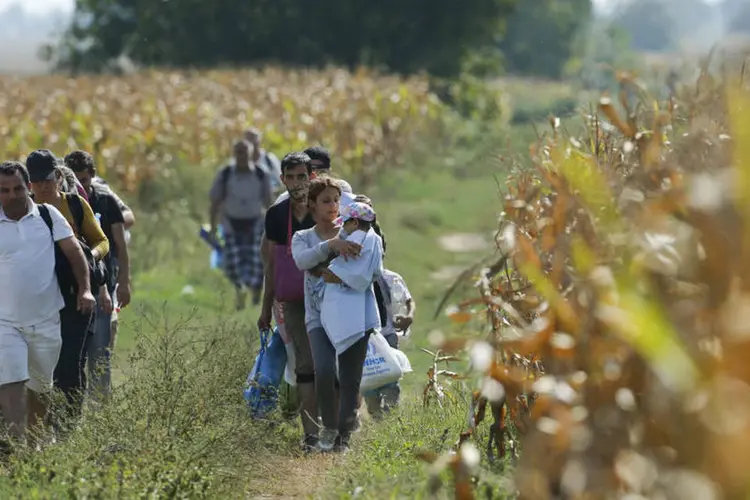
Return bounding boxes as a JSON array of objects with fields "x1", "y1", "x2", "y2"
[{"x1": 273, "y1": 205, "x2": 305, "y2": 302}]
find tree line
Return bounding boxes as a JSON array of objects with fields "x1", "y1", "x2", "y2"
[{"x1": 47, "y1": 0, "x2": 593, "y2": 79}]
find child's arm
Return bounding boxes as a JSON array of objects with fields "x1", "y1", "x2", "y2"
[{"x1": 327, "y1": 232, "x2": 379, "y2": 292}]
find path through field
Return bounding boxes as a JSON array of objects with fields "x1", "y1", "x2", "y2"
[{"x1": 108, "y1": 132, "x2": 527, "y2": 499}]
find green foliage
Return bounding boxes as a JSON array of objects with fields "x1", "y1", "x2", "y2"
[
  {"x1": 499, "y1": 0, "x2": 593, "y2": 79},
  {"x1": 611, "y1": 0, "x2": 674, "y2": 52},
  {"x1": 0, "y1": 311, "x2": 299, "y2": 498},
  {"x1": 566, "y1": 21, "x2": 641, "y2": 91},
  {"x1": 49, "y1": 0, "x2": 517, "y2": 78}
]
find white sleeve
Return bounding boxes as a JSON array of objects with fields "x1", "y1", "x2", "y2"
[{"x1": 46, "y1": 204, "x2": 75, "y2": 242}]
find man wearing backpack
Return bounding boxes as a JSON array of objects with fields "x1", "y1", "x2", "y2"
[
  {"x1": 244, "y1": 128, "x2": 282, "y2": 193},
  {"x1": 65, "y1": 150, "x2": 131, "y2": 397},
  {"x1": 209, "y1": 140, "x2": 273, "y2": 310},
  {"x1": 27, "y1": 149, "x2": 110, "y2": 419},
  {"x1": 0, "y1": 161, "x2": 95, "y2": 443}
]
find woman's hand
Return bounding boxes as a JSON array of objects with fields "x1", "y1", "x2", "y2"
[
  {"x1": 328, "y1": 239, "x2": 362, "y2": 260},
  {"x1": 321, "y1": 269, "x2": 343, "y2": 284}
]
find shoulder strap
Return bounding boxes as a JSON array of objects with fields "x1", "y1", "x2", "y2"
[
  {"x1": 220, "y1": 165, "x2": 233, "y2": 199},
  {"x1": 286, "y1": 201, "x2": 293, "y2": 256},
  {"x1": 66, "y1": 193, "x2": 85, "y2": 235},
  {"x1": 37, "y1": 204, "x2": 54, "y2": 238}
]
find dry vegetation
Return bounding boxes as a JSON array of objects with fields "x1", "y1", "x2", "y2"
[
  {"x1": 0, "y1": 67, "x2": 449, "y2": 192},
  {"x1": 425, "y1": 65, "x2": 750, "y2": 499}
]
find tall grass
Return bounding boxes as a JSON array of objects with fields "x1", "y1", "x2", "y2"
[
  {"x1": 0, "y1": 67, "x2": 451, "y2": 194},
  {"x1": 0, "y1": 309, "x2": 300, "y2": 498},
  {"x1": 422, "y1": 65, "x2": 750, "y2": 499}
]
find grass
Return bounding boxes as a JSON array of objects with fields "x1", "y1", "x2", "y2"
[{"x1": 0, "y1": 105, "x2": 540, "y2": 497}]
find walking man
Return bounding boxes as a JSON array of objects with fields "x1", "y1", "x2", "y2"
[
  {"x1": 65, "y1": 150, "x2": 132, "y2": 396},
  {"x1": 274, "y1": 146, "x2": 355, "y2": 207},
  {"x1": 258, "y1": 152, "x2": 320, "y2": 451},
  {"x1": 0, "y1": 161, "x2": 95, "y2": 443},
  {"x1": 244, "y1": 128, "x2": 282, "y2": 193},
  {"x1": 209, "y1": 140, "x2": 273, "y2": 309}
]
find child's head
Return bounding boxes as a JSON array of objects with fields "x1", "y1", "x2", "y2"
[
  {"x1": 307, "y1": 177, "x2": 342, "y2": 224},
  {"x1": 352, "y1": 194, "x2": 387, "y2": 256},
  {"x1": 336, "y1": 201, "x2": 376, "y2": 235}
]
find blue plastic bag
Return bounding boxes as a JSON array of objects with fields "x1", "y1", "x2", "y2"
[
  {"x1": 199, "y1": 224, "x2": 224, "y2": 269},
  {"x1": 243, "y1": 327, "x2": 287, "y2": 418}
]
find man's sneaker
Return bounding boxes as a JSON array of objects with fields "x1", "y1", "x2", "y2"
[
  {"x1": 333, "y1": 434, "x2": 350, "y2": 454},
  {"x1": 317, "y1": 428, "x2": 338, "y2": 452},
  {"x1": 301, "y1": 434, "x2": 318, "y2": 453}
]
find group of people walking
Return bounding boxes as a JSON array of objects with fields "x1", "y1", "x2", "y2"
[
  {"x1": 0, "y1": 149, "x2": 134, "y2": 446},
  {"x1": 209, "y1": 130, "x2": 415, "y2": 453}
]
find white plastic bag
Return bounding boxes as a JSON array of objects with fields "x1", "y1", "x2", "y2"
[
  {"x1": 283, "y1": 341, "x2": 296, "y2": 387},
  {"x1": 359, "y1": 332, "x2": 406, "y2": 393}
]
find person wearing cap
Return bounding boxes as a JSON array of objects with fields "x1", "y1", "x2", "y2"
[
  {"x1": 0, "y1": 160, "x2": 95, "y2": 443},
  {"x1": 27, "y1": 148, "x2": 110, "y2": 419},
  {"x1": 313, "y1": 201, "x2": 384, "y2": 452},
  {"x1": 64, "y1": 149, "x2": 132, "y2": 398},
  {"x1": 273, "y1": 146, "x2": 356, "y2": 208}
]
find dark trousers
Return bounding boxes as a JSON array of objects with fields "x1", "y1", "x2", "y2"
[
  {"x1": 309, "y1": 328, "x2": 370, "y2": 438},
  {"x1": 54, "y1": 303, "x2": 93, "y2": 418}
]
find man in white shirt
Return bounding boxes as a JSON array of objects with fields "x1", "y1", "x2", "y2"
[{"x1": 0, "y1": 161, "x2": 95, "y2": 443}]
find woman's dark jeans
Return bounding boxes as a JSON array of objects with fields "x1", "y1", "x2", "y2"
[{"x1": 308, "y1": 328, "x2": 370, "y2": 438}]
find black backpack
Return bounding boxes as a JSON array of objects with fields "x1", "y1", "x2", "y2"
[{"x1": 38, "y1": 199, "x2": 108, "y2": 304}]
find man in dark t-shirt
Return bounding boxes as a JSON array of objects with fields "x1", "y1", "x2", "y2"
[
  {"x1": 65, "y1": 150, "x2": 131, "y2": 397},
  {"x1": 258, "y1": 151, "x2": 318, "y2": 451}
]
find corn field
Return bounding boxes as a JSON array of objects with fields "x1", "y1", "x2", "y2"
[
  {"x1": 427, "y1": 66, "x2": 750, "y2": 499},
  {"x1": 0, "y1": 67, "x2": 448, "y2": 193}
]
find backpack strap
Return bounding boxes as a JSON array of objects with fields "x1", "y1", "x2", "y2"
[
  {"x1": 220, "y1": 165, "x2": 233, "y2": 200},
  {"x1": 38, "y1": 204, "x2": 54, "y2": 238}
]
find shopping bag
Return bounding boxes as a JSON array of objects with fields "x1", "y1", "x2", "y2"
[
  {"x1": 243, "y1": 327, "x2": 287, "y2": 418},
  {"x1": 283, "y1": 341, "x2": 296, "y2": 387},
  {"x1": 359, "y1": 331, "x2": 409, "y2": 393}
]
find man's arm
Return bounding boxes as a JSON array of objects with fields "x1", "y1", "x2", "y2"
[
  {"x1": 99, "y1": 181, "x2": 135, "y2": 229},
  {"x1": 111, "y1": 222, "x2": 132, "y2": 308},
  {"x1": 122, "y1": 209, "x2": 135, "y2": 229},
  {"x1": 57, "y1": 237, "x2": 96, "y2": 313},
  {"x1": 257, "y1": 233, "x2": 275, "y2": 329},
  {"x1": 208, "y1": 171, "x2": 224, "y2": 237}
]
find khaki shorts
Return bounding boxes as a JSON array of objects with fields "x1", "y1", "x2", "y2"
[{"x1": 0, "y1": 313, "x2": 62, "y2": 393}]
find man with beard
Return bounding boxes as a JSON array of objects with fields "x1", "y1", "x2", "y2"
[
  {"x1": 274, "y1": 146, "x2": 354, "y2": 208},
  {"x1": 0, "y1": 161, "x2": 94, "y2": 443},
  {"x1": 257, "y1": 152, "x2": 319, "y2": 451}
]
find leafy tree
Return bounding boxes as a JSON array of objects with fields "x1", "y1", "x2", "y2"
[
  {"x1": 498, "y1": 0, "x2": 593, "y2": 79},
  {"x1": 611, "y1": 0, "x2": 674, "y2": 52},
  {"x1": 48, "y1": 0, "x2": 517, "y2": 77}
]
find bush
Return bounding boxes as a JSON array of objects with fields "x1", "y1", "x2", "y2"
[{"x1": 0, "y1": 308, "x2": 296, "y2": 498}]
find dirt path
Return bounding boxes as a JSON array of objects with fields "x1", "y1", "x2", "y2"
[{"x1": 245, "y1": 453, "x2": 344, "y2": 499}]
